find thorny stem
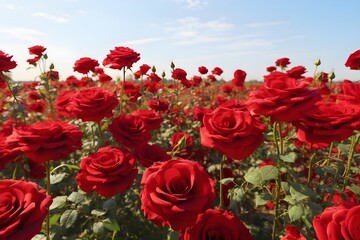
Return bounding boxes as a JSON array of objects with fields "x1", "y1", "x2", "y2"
[
  {"x1": 2, "y1": 73, "x2": 26, "y2": 122},
  {"x1": 219, "y1": 155, "x2": 226, "y2": 209},
  {"x1": 118, "y1": 67, "x2": 126, "y2": 115},
  {"x1": 342, "y1": 133, "x2": 360, "y2": 191},
  {"x1": 307, "y1": 152, "x2": 317, "y2": 186},
  {"x1": 45, "y1": 161, "x2": 52, "y2": 240}
]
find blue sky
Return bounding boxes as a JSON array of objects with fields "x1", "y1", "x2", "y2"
[{"x1": 1, "y1": 0, "x2": 359, "y2": 81}]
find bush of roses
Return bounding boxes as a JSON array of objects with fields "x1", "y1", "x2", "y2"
[{"x1": 0, "y1": 46, "x2": 359, "y2": 240}]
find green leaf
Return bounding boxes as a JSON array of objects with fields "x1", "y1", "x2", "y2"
[
  {"x1": 289, "y1": 182, "x2": 316, "y2": 199},
  {"x1": 280, "y1": 152, "x2": 299, "y2": 163},
  {"x1": 349, "y1": 184, "x2": 360, "y2": 195},
  {"x1": 49, "y1": 213, "x2": 61, "y2": 226},
  {"x1": 67, "y1": 192, "x2": 86, "y2": 205},
  {"x1": 50, "y1": 173, "x2": 68, "y2": 184},
  {"x1": 283, "y1": 195, "x2": 297, "y2": 205},
  {"x1": 289, "y1": 186, "x2": 309, "y2": 201},
  {"x1": 220, "y1": 177, "x2": 234, "y2": 185},
  {"x1": 230, "y1": 187, "x2": 245, "y2": 202},
  {"x1": 288, "y1": 205, "x2": 304, "y2": 222},
  {"x1": 244, "y1": 169, "x2": 263, "y2": 186},
  {"x1": 60, "y1": 210, "x2": 78, "y2": 229},
  {"x1": 102, "y1": 218, "x2": 120, "y2": 232},
  {"x1": 103, "y1": 198, "x2": 117, "y2": 210},
  {"x1": 50, "y1": 196, "x2": 67, "y2": 210},
  {"x1": 167, "y1": 230, "x2": 179, "y2": 240},
  {"x1": 255, "y1": 191, "x2": 273, "y2": 207},
  {"x1": 93, "y1": 222, "x2": 105, "y2": 235},
  {"x1": 91, "y1": 209, "x2": 107, "y2": 217},
  {"x1": 260, "y1": 165, "x2": 278, "y2": 181}
]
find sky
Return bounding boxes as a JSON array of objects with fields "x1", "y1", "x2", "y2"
[{"x1": 0, "y1": 0, "x2": 359, "y2": 82}]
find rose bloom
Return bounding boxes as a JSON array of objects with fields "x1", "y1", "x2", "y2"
[
  {"x1": 139, "y1": 63, "x2": 151, "y2": 75},
  {"x1": 345, "y1": 49, "x2": 360, "y2": 70},
  {"x1": 200, "y1": 107, "x2": 266, "y2": 160},
  {"x1": 76, "y1": 146, "x2": 137, "y2": 198},
  {"x1": 232, "y1": 69, "x2": 247, "y2": 87},
  {"x1": 180, "y1": 209, "x2": 253, "y2": 240},
  {"x1": 103, "y1": 46, "x2": 140, "y2": 70},
  {"x1": 338, "y1": 80, "x2": 360, "y2": 106},
  {"x1": 133, "y1": 143, "x2": 171, "y2": 168},
  {"x1": 286, "y1": 65, "x2": 307, "y2": 79},
  {"x1": 109, "y1": 114, "x2": 151, "y2": 149},
  {"x1": 172, "y1": 68, "x2": 188, "y2": 81},
  {"x1": 132, "y1": 109, "x2": 163, "y2": 130},
  {"x1": 28, "y1": 45, "x2": 46, "y2": 57},
  {"x1": 0, "y1": 50, "x2": 17, "y2": 72},
  {"x1": 148, "y1": 72, "x2": 162, "y2": 83},
  {"x1": 281, "y1": 225, "x2": 306, "y2": 240},
  {"x1": 147, "y1": 98, "x2": 170, "y2": 112},
  {"x1": 0, "y1": 179, "x2": 52, "y2": 240},
  {"x1": 140, "y1": 158, "x2": 216, "y2": 230},
  {"x1": 46, "y1": 70, "x2": 59, "y2": 81},
  {"x1": 5, "y1": 120, "x2": 83, "y2": 163},
  {"x1": 98, "y1": 73, "x2": 112, "y2": 83},
  {"x1": 294, "y1": 101, "x2": 360, "y2": 145},
  {"x1": 313, "y1": 203, "x2": 360, "y2": 240},
  {"x1": 68, "y1": 87, "x2": 119, "y2": 122},
  {"x1": 27, "y1": 100, "x2": 46, "y2": 113},
  {"x1": 73, "y1": 57, "x2": 99, "y2": 74},
  {"x1": 267, "y1": 66, "x2": 277, "y2": 72},
  {"x1": 198, "y1": 66, "x2": 208, "y2": 74},
  {"x1": 55, "y1": 89, "x2": 77, "y2": 117},
  {"x1": 247, "y1": 71, "x2": 321, "y2": 122},
  {"x1": 211, "y1": 67, "x2": 223, "y2": 76},
  {"x1": 192, "y1": 106, "x2": 212, "y2": 124},
  {"x1": 275, "y1": 57, "x2": 291, "y2": 68},
  {"x1": 170, "y1": 132, "x2": 194, "y2": 158}
]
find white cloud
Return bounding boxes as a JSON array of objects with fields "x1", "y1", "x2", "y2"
[
  {"x1": 0, "y1": 27, "x2": 45, "y2": 42},
  {"x1": 183, "y1": 0, "x2": 208, "y2": 8},
  {"x1": 245, "y1": 21, "x2": 285, "y2": 28},
  {"x1": 32, "y1": 12, "x2": 69, "y2": 23}
]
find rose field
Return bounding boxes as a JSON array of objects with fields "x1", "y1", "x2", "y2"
[{"x1": 0, "y1": 46, "x2": 360, "y2": 240}]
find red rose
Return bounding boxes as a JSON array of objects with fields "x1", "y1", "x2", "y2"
[
  {"x1": 247, "y1": 71, "x2": 321, "y2": 122},
  {"x1": 109, "y1": 114, "x2": 151, "y2": 149},
  {"x1": 139, "y1": 63, "x2": 151, "y2": 75},
  {"x1": 76, "y1": 146, "x2": 137, "y2": 198},
  {"x1": 267, "y1": 66, "x2": 277, "y2": 72},
  {"x1": 98, "y1": 73, "x2": 112, "y2": 83},
  {"x1": 191, "y1": 75, "x2": 202, "y2": 85},
  {"x1": 345, "y1": 49, "x2": 360, "y2": 70},
  {"x1": 275, "y1": 57, "x2": 291, "y2": 68},
  {"x1": 103, "y1": 46, "x2": 140, "y2": 70},
  {"x1": 281, "y1": 225, "x2": 306, "y2": 240},
  {"x1": 28, "y1": 45, "x2": 46, "y2": 57},
  {"x1": 140, "y1": 158, "x2": 216, "y2": 230},
  {"x1": 192, "y1": 106, "x2": 212, "y2": 123},
  {"x1": 198, "y1": 66, "x2": 208, "y2": 74},
  {"x1": 0, "y1": 50, "x2": 17, "y2": 72},
  {"x1": 132, "y1": 109, "x2": 163, "y2": 130},
  {"x1": 46, "y1": 70, "x2": 59, "y2": 81},
  {"x1": 180, "y1": 209, "x2": 253, "y2": 240},
  {"x1": 5, "y1": 120, "x2": 83, "y2": 163},
  {"x1": 68, "y1": 87, "x2": 119, "y2": 122},
  {"x1": 294, "y1": 101, "x2": 360, "y2": 145},
  {"x1": 55, "y1": 89, "x2": 77, "y2": 117},
  {"x1": 286, "y1": 65, "x2": 306, "y2": 79},
  {"x1": 148, "y1": 72, "x2": 162, "y2": 83},
  {"x1": 211, "y1": 67, "x2": 223, "y2": 76},
  {"x1": 73, "y1": 57, "x2": 99, "y2": 74},
  {"x1": 338, "y1": 80, "x2": 360, "y2": 106},
  {"x1": 207, "y1": 74, "x2": 216, "y2": 82},
  {"x1": 0, "y1": 180, "x2": 52, "y2": 240},
  {"x1": 147, "y1": 98, "x2": 170, "y2": 112},
  {"x1": 221, "y1": 84, "x2": 233, "y2": 94},
  {"x1": 232, "y1": 69, "x2": 246, "y2": 87},
  {"x1": 200, "y1": 107, "x2": 266, "y2": 160},
  {"x1": 313, "y1": 203, "x2": 360, "y2": 240},
  {"x1": 133, "y1": 143, "x2": 171, "y2": 167},
  {"x1": 172, "y1": 68, "x2": 188, "y2": 81}
]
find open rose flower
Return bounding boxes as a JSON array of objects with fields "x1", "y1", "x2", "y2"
[
  {"x1": 313, "y1": 203, "x2": 360, "y2": 240},
  {"x1": 281, "y1": 225, "x2": 306, "y2": 240},
  {"x1": 345, "y1": 49, "x2": 360, "y2": 70},
  {"x1": 109, "y1": 114, "x2": 151, "y2": 149},
  {"x1": 247, "y1": 71, "x2": 321, "y2": 122},
  {"x1": 73, "y1": 57, "x2": 99, "y2": 74},
  {"x1": 103, "y1": 46, "x2": 140, "y2": 70},
  {"x1": 0, "y1": 180, "x2": 52, "y2": 240},
  {"x1": 5, "y1": 120, "x2": 83, "y2": 163},
  {"x1": 76, "y1": 146, "x2": 138, "y2": 198},
  {"x1": 232, "y1": 69, "x2": 247, "y2": 87},
  {"x1": 275, "y1": 57, "x2": 291, "y2": 68},
  {"x1": 133, "y1": 143, "x2": 171, "y2": 168},
  {"x1": 200, "y1": 107, "x2": 266, "y2": 160},
  {"x1": 68, "y1": 87, "x2": 119, "y2": 122},
  {"x1": 198, "y1": 66, "x2": 208, "y2": 74},
  {"x1": 180, "y1": 209, "x2": 253, "y2": 240},
  {"x1": 140, "y1": 158, "x2": 216, "y2": 230},
  {"x1": 0, "y1": 50, "x2": 17, "y2": 72}
]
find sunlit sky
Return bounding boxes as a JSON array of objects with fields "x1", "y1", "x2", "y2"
[{"x1": 1, "y1": 0, "x2": 359, "y2": 81}]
